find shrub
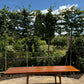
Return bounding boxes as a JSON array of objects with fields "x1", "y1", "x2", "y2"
[
  {"x1": 66, "y1": 36, "x2": 84, "y2": 72},
  {"x1": 51, "y1": 36, "x2": 67, "y2": 48}
]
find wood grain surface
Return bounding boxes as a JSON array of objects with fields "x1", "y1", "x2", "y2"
[{"x1": 5, "y1": 66, "x2": 80, "y2": 75}]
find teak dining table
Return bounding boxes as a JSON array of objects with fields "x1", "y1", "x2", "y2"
[{"x1": 4, "y1": 66, "x2": 80, "y2": 84}]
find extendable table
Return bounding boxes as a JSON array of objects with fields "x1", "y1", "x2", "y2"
[{"x1": 5, "y1": 66, "x2": 80, "y2": 84}]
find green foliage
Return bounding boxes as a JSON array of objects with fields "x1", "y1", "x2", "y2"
[
  {"x1": 72, "y1": 37, "x2": 84, "y2": 58},
  {"x1": 39, "y1": 45, "x2": 55, "y2": 53},
  {"x1": 51, "y1": 36, "x2": 67, "y2": 48},
  {"x1": 0, "y1": 5, "x2": 84, "y2": 72},
  {"x1": 80, "y1": 58, "x2": 84, "y2": 72},
  {"x1": 39, "y1": 45, "x2": 48, "y2": 52},
  {"x1": 28, "y1": 37, "x2": 40, "y2": 52},
  {"x1": 0, "y1": 40, "x2": 4, "y2": 52},
  {"x1": 39, "y1": 40, "x2": 46, "y2": 45},
  {"x1": 43, "y1": 8, "x2": 57, "y2": 40},
  {"x1": 5, "y1": 45, "x2": 15, "y2": 52},
  {"x1": 14, "y1": 43, "x2": 22, "y2": 51},
  {"x1": 62, "y1": 6, "x2": 84, "y2": 36},
  {"x1": 66, "y1": 36, "x2": 84, "y2": 69},
  {"x1": 54, "y1": 49, "x2": 66, "y2": 57},
  {"x1": 34, "y1": 10, "x2": 45, "y2": 38},
  {"x1": 0, "y1": 53, "x2": 3, "y2": 58}
]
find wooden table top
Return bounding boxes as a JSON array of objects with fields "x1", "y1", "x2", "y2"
[{"x1": 4, "y1": 66, "x2": 80, "y2": 74}]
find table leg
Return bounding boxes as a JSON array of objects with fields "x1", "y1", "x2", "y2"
[
  {"x1": 59, "y1": 73, "x2": 61, "y2": 84},
  {"x1": 55, "y1": 74, "x2": 57, "y2": 84},
  {"x1": 27, "y1": 74, "x2": 29, "y2": 84}
]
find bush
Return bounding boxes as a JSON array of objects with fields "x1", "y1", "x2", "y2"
[
  {"x1": 51, "y1": 36, "x2": 67, "y2": 48},
  {"x1": 39, "y1": 40, "x2": 46, "y2": 45},
  {"x1": 66, "y1": 36, "x2": 84, "y2": 72}
]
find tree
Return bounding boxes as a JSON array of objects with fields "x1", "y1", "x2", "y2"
[
  {"x1": 18, "y1": 8, "x2": 34, "y2": 66},
  {"x1": 34, "y1": 8, "x2": 57, "y2": 65},
  {"x1": 0, "y1": 6, "x2": 10, "y2": 70},
  {"x1": 44, "y1": 8, "x2": 57, "y2": 65},
  {"x1": 55, "y1": 11, "x2": 65, "y2": 36},
  {"x1": 62, "y1": 6, "x2": 84, "y2": 65},
  {"x1": 34, "y1": 10, "x2": 45, "y2": 39}
]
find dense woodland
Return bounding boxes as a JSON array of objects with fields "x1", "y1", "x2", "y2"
[{"x1": 0, "y1": 6, "x2": 84, "y2": 72}]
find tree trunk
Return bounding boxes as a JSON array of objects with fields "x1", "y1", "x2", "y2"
[
  {"x1": 4, "y1": 39, "x2": 7, "y2": 71},
  {"x1": 66, "y1": 37, "x2": 70, "y2": 65},
  {"x1": 70, "y1": 28, "x2": 73, "y2": 65},
  {"x1": 25, "y1": 39, "x2": 28, "y2": 66},
  {"x1": 48, "y1": 38, "x2": 50, "y2": 66}
]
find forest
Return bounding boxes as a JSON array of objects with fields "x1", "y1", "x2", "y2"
[{"x1": 0, "y1": 5, "x2": 84, "y2": 72}]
